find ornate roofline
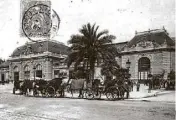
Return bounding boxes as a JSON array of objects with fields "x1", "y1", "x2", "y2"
[{"x1": 135, "y1": 27, "x2": 168, "y2": 36}]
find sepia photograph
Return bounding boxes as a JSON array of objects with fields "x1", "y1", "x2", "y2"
[{"x1": 0, "y1": 0, "x2": 175, "y2": 120}]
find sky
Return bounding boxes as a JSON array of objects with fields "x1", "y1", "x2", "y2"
[{"x1": 0, "y1": 0, "x2": 175, "y2": 59}]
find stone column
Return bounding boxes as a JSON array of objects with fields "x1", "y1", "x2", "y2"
[
  {"x1": 44, "y1": 58, "x2": 52, "y2": 80},
  {"x1": 162, "y1": 51, "x2": 171, "y2": 79},
  {"x1": 30, "y1": 63, "x2": 35, "y2": 80},
  {"x1": 19, "y1": 62, "x2": 23, "y2": 81}
]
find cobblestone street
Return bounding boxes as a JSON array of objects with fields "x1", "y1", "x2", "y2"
[{"x1": 0, "y1": 84, "x2": 175, "y2": 120}]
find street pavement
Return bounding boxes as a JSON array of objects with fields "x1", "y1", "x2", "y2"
[{"x1": 0, "y1": 84, "x2": 175, "y2": 120}]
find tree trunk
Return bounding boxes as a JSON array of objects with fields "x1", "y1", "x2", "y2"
[{"x1": 89, "y1": 62, "x2": 95, "y2": 88}]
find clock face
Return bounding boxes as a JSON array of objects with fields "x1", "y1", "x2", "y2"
[{"x1": 22, "y1": 4, "x2": 60, "y2": 41}]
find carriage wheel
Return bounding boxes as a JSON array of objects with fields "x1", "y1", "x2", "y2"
[
  {"x1": 93, "y1": 91, "x2": 101, "y2": 99},
  {"x1": 46, "y1": 86, "x2": 55, "y2": 97},
  {"x1": 55, "y1": 89, "x2": 61, "y2": 98},
  {"x1": 41, "y1": 89, "x2": 47, "y2": 97},
  {"x1": 105, "y1": 87, "x2": 115, "y2": 100},
  {"x1": 113, "y1": 89, "x2": 120, "y2": 100},
  {"x1": 106, "y1": 92, "x2": 114, "y2": 101},
  {"x1": 33, "y1": 88, "x2": 38, "y2": 97},
  {"x1": 85, "y1": 89, "x2": 94, "y2": 99}
]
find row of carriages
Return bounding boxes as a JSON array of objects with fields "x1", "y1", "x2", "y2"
[{"x1": 13, "y1": 77, "x2": 130, "y2": 101}]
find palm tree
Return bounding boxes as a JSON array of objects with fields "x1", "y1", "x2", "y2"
[{"x1": 67, "y1": 23, "x2": 117, "y2": 84}]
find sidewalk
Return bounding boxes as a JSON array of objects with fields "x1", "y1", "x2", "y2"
[
  {"x1": 128, "y1": 84, "x2": 171, "y2": 99},
  {"x1": 127, "y1": 84, "x2": 175, "y2": 102},
  {"x1": 0, "y1": 83, "x2": 13, "y2": 93}
]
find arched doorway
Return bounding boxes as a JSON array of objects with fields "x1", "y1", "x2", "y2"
[
  {"x1": 1, "y1": 74, "x2": 5, "y2": 83},
  {"x1": 138, "y1": 57, "x2": 150, "y2": 82}
]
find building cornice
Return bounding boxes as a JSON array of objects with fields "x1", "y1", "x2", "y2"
[
  {"x1": 8, "y1": 52, "x2": 67, "y2": 62},
  {"x1": 119, "y1": 48, "x2": 175, "y2": 55}
]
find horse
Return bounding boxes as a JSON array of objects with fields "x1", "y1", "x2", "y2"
[
  {"x1": 13, "y1": 80, "x2": 24, "y2": 94},
  {"x1": 116, "y1": 83, "x2": 129, "y2": 99},
  {"x1": 92, "y1": 79, "x2": 101, "y2": 97},
  {"x1": 33, "y1": 79, "x2": 48, "y2": 96},
  {"x1": 67, "y1": 78, "x2": 87, "y2": 98},
  {"x1": 21, "y1": 79, "x2": 35, "y2": 96}
]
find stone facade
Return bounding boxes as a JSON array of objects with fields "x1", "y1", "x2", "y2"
[
  {"x1": 7, "y1": 40, "x2": 69, "y2": 81},
  {"x1": 115, "y1": 28, "x2": 175, "y2": 82},
  {"x1": 0, "y1": 61, "x2": 10, "y2": 83},
  {"x1": 0, "y1": 68, "x2": 9, "y2": 83}
]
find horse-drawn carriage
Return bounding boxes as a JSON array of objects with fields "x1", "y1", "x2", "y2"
[
  {"x1": 13, "y1": 76, "x2": 131, "y2": 100},
  {"x1": 13, "y1": 77, "x2": 66, "y2": 97},
  {"x1": 67, "y1": 78, "x2": 131, "y2": 100}
]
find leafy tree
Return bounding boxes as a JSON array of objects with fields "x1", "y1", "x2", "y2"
[
  {"x1": 167, "y1": 70, "x2": 175, "y2": 80},
  {"x1": 101, "y1": 58, "x2": 129, "y2": 85},
  {"x1": 67, "y1": 23, "x2": 117, "y2": 83},
  {"x1": 166, "y1": 70, "x2": 175, "y2": 90}
]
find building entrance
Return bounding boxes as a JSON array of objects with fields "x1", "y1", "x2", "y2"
[{"x1": 138, "y1": 57, "x2": 150, "y2": 82}]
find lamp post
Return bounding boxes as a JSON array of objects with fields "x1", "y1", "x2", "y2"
[
  {"x1": 148, "y1": 68, "x2": 152, "y2": 93},
  {"x1": 126, "y1": 59, "x2": 131, "y2": 70},
  {"x1": 33, "y1": 66, "x2": 36, "y2": 81},
  {"x1": 126, "y1": 59, "x2": 131, "y2": 98}
]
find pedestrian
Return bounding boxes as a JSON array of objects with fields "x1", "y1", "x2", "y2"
[
  {"x1": 148, "y1": 79, "x2": 152, "y2": 93},
  {"x1": 136, "y1": 82, "x2": 140, "y2": 91}
]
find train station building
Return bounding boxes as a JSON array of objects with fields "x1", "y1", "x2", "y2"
[
  {"x1": 0, "y1": 28, "x2": 175, "y2": 82},
  {"x1": 114, "y1": 28, "x2": 175, "y2": 82},
  {"x1": 2, "y1": 40, "x2": 69, "y2": 82}
]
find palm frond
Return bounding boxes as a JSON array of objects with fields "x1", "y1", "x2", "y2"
[
  {"x1": 98, "y1": 35, "x2": 116, "y2": 45},
  {"x1": 96, "y1": 30, "x2": 109, "y2": 39},
  {"x1": 93, "y1": 25, "x2": 99, "y2": 38}
]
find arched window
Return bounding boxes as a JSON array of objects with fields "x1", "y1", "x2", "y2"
[
  {"x1": 24, "y1": 65, "x2": 30, "y2": 71},
  {"x1": 138, "y1": 57, "x2": 150, "y2": 72},
  {"x1": 14, "y1": 66, "x2": 19, "y2": 72},
  {"x1": 138, "y1": 57, "x2": 150, "y2": 81},
  {"x1": 24, "y1": 65, "x2": 30, "y2": 80},
  {"x1": 35, "y1": 64, "x2": 42, "y2": 78},
  {"x1": 36, "y1": 64, "x2": 42, "y2": 70}
]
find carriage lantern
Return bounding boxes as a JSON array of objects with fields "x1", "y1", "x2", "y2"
[
  {"x1": 126, "y1": 59, "x2": 131, "y2": 79},
  {"x1": 126, "y1": 59, "x2": 131, "y2": 70}
]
